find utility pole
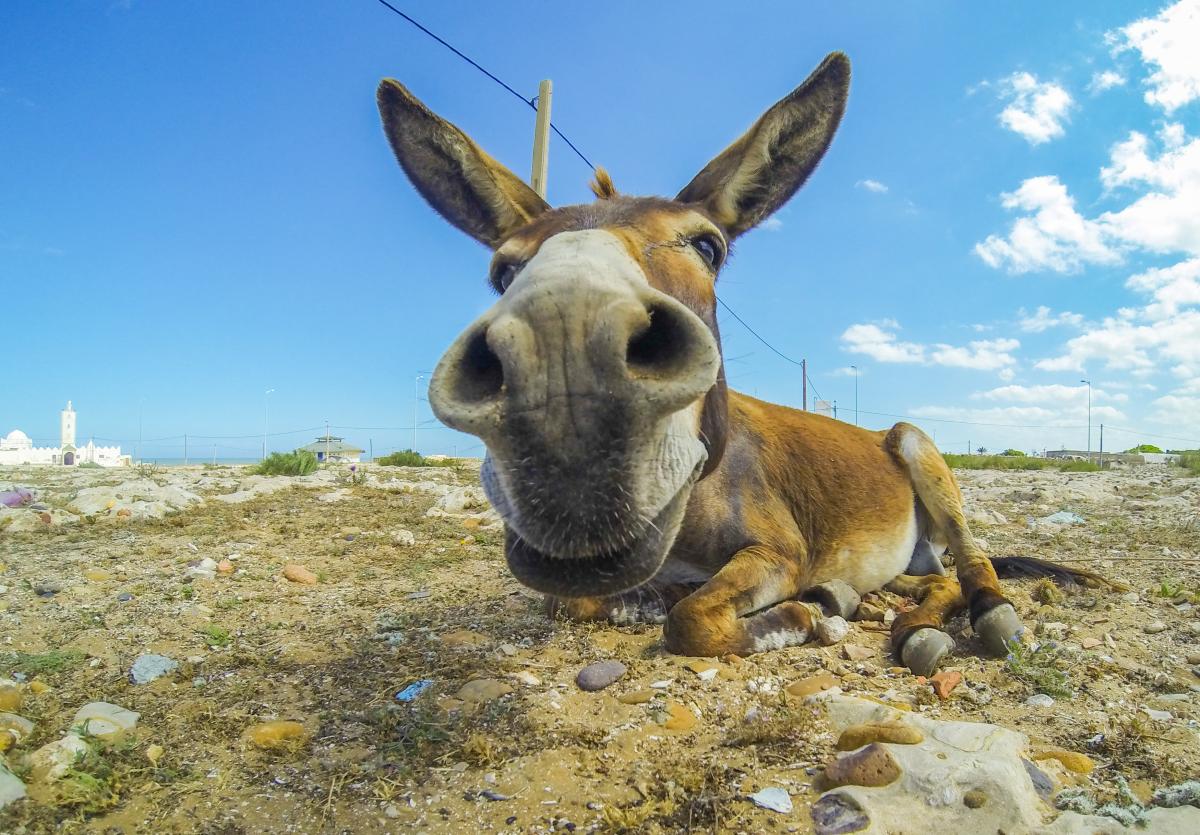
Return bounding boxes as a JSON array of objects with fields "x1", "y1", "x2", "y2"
[
  {"x1": 851, "y1": 365, "x2": 859, "y2": 426},
  {"x1": 833, "y1": 400, "x2": 838, "y2": 420},
  {"x1": 413, "y1": 374, "x2": 424, "y2": 452},
  {"x1": 802, "y1": 359, "x2": 808, "y2": 411},
  {"x1": 263, "y1": 388, "x2": 275, "y2": 461},
  {"x1": 530, "y1": 80, "x2": 552, "y2": 198},
  {"x1": 369, "y1": 438, "x2": 374, "y2": 462},
  {"x1": 968, "y1": 439, "x2": 971, "y2": 456},
  {"x1": 1081, "y1": 379, "x2": 1092, "y2": 463},
  {"x1": 325, "y1": 420, "x2": 331, "y2": 463},
  {"x1": 137, "y1": 398, "x2": 144, "y2": 463},
  {"x1": 1099, "y1": 423, "x2": 1104, "y2": 467}
]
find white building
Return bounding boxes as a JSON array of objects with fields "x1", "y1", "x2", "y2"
[{"x1": 0, "y1": 402, "x2": 127, "y2": 467}]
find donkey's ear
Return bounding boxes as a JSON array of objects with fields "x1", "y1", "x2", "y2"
[
  {"x1": 676, "y1": 53, "x2": 850, "y2": 239},
  {"x1": 377, "y1": 80, "x2": 550, "y2": 248}
]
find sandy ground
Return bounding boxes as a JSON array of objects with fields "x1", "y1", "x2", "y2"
[{"x1": 1, "y1": 461, "x2": 1198, "y2": 833}]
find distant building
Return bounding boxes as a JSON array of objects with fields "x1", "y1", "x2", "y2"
[
  {"x1": 298, "y1": 434, "x2": 363, "y2": 464},
  {"x1": 0, "y1": 401, "x2": 127, "y2": 467},
  {"x1": 1045, "y1": 448, "x2": 1181, "y2": 466}
]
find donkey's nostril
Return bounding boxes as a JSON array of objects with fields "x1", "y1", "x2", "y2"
[
  {"x1": 453, "y1": 327, "x2": 504, "y2": 403},
  {"x1": 626, "y1": 305, "x2": 693, "y2": 378}
]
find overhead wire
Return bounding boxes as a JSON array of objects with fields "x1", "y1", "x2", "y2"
[{"x1": 371, "y1": 0, "x2": 595, "y2": 171}]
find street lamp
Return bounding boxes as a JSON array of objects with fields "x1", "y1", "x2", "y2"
[
  {"x1": 263, "y1": 388, "x2": 275, "y2": 461},
  {"x1": 1080, "y1": 379, "x2": 1092, "y2": 464},
  {"x1": 850, "y1": 365, "x2": 859, "y2": 426},
  {"x1": 413, "y1": 372, "x2": 435, "y2": 452}
]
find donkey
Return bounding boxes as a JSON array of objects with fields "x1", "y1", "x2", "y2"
[{"x1": 376, "y1": 53, "x2": 1098, "y2": 675}]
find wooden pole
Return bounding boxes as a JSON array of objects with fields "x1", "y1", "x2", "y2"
[
  {"x1": 801, "y1": 359, "x2": 807, "y2": 411},
  {"x1": 530, "y1": 79, "x2": 552, "y2": 198}
]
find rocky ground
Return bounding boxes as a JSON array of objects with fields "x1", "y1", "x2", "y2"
[{"x1": 1, "y1": 461, "x2": 1199, "y2": 833}]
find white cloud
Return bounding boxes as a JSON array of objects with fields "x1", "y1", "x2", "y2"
[
  {"x1": 910, "y1": 403, "x2": 1127, "y2": 425},
  {"x1": 856, "y1": 179, "x2": 889, "y2": 194},
  {"x1": 830, "y1": 366, "x2": 865, "y2": 377},
  {"x1": 841, "y1": 322, "x2": 1020, "y2": 374},
  {"x1": 1088, "y1": 70, "x2": 1127, "y2": 93},
  {"x1": 997, "y1": 72, "x2": 1074, "y2": 144},
  {"x1": 1098, "y1": 127, "x2": 1200, "y2": 255},
  {"x1": 1018, "y1": 306, "x2": 1085, "y2": 332},
  {"x1": 841, "y1": 323, "x2": 925, "y2": 363},
  {"x1": 974, "y1": 176, "x2": 1120, "y2": 273},
  {"x1": 929, "y1": 338, "x2": 1020, "y2": 371},
  {"x1": 1113, "y1": 0, "x2": 1200, "y2": 113},
  {"x1": 972, "y1": 383, "x2": 1126, "y2": 405},
  {"x1": 1125, "y1": 258, "x2": 1200, "y2": 320},
  {"x1": 760, "y1": 217, "x2": 784, "y2": 232},
  {"x1": 1034, "y1": 309, "x2": 1200, "y2": 373}
]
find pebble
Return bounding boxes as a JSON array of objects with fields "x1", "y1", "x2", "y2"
[
  {"x1": 243, "y1": 720, "x2": 309, "y2": 749},
  {"x1": 457, "y1": 679, "x2": 513, "y2": 704},
  {"x1": 617, "y1": 689, "x2": 656, "y2": 705},
  {"x1": 817, "y1": 616, "x2": 850, "y2": 646},
  {"x1": 439, "y1": 629, "x2": 488, "y2": 647},
  {"x1": 216, "y1": 559, "x2": 235, "y2": 574},
  {"x1": 1081, "y1": 637, "x2": 1102, "y2": 649},
  {"x1": 662, "y1": 701, "x2": 697, "y2": 731},
  {"x1": 146, "y1": 744, "x2": 164, "y2": 766},
  {"x1": 836, "y1": 720, "x2": 923, "y2": 751},
  {"x1": 1032, "y1": 749, "x2": 1094, "y2": 774},
  {"x1": 187, "y1": 557, "x2": 218, "y2": 581},
  {"x1": 34, "y1": 582, "x2": 60, "y2": 597},
  {"x1": 129, "y1": 653, "x2": 179, "y2": 684},
  {"x1": 576, "y1": 660, "x2": 627, "y2": 692},
  {"x1": 1024, "y1": 694, "x2": 1055, "y2": 707},
  {"x1": 1145, "y1": 621, "x2": 1168, "y2": 634},
  {"x1": 0, "y1": 681, "x2": 21, "y2": 713},
  {"x1": 749, "y1": 786, "x2": 793, "y2": 814},
  {"x1": 842, "y1": 644, "x2": 873, "y2": 662},
  {"x1": 824, "y1": 743, "x2": 901, "y2": 788},
  {"x1": 73, "y1": 702, "x2": 140, "y2": 739},
  {"x1": 963, "y1": 789, "x2": 989, "y2": 808},
  {"x1": 1121, "y1": 592, "x2": 1141, "y2": 605},
  {"x1": 282, "y1": 564, "x2": 318, "y2": 584},
  {"x1": 930, "y1": 670, "x2": 963, "y2": 700},
  {"x1": 510, "y1": 671, "x2": 541, "y2": 686},
  {"x1": 1186, "y1": 652, "x2": 1200, "y2": 666},
  {"x1": 1141, "y1": 707, "x2": 1172, "y2": 722},
  {"x1": 82, "y1": 568, "x2": 112, "y2": 582},
  {"x1": 855, "y1": 602, "x2": 887, "y2": 622},
  {"x1": 1189, "y1": 622, "x2": 1200, "y2": 636},
  {"x1": 786, "y1": 672, "x2": 839, "y2": 699},
  {"x1": 811, "y1": 793, "x2": 870, "y2": 835},
  {"x1": 0, "y1": 713, "x2": 34, "y2": 745},
  {"x1": 394, "y1": 529, "x2": 416, "y2": 546}
]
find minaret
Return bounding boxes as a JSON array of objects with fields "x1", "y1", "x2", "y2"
[{"x1": 61, "y1": 400, "x2": 77, "y2": 448}]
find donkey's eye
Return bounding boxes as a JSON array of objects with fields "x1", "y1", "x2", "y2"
[
  {"x1": 689, "y1": 234, "x2": 724, "y2": 270},
  {"x1": 491, "y1": 261, "x2": 522, "y2": 292}
]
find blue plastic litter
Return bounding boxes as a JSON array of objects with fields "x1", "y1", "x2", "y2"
[{"x1": 396, "y1": 679, "x2": 434, "y2": 702}]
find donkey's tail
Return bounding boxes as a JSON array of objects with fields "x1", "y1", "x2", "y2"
[{"x1": 990, "y1": 555, "x2": 1127, "y2": 591}]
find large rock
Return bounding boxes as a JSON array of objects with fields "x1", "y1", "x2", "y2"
[
  {"x1": 28, "y1": 733, "x2": 90, "y2": 782},
  {"x1": 810, "y1": 694, "x2": 1200, "y2": 835},
  {"x1": 73, "y1": 702, "x2": 139, "y2": 739},
  {"x1": 72, "y1": 479, "x2": 202, "y2": 519}
]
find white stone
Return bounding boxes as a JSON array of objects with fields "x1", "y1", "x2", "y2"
[
  {"x1": 29, "y1": 733, "x2": 90, "y2": 782},
  {"x1": 817, "y1": 616, "x2": 850, "y2": 646},
  {"x1": 0, "y1": 763, "x2": 26, "y2": 811},
  {"x1": 393, "y1": 529, "x2": 416, "y2": 546},
  {"x1": 73, "y1": 702, "x2": 140, "y2": 738},
  {"x1": 749, "y1": 787, "x2": 792, "y2": 814},
  {"x1": 1025, "y1": 694, "x2": 1056, "y2": 707}
]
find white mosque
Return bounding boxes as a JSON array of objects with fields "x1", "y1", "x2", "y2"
[{"x1": 0, "y1": 402, "x2": 128, "y2": 467}]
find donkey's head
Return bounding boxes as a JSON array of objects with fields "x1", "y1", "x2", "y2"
[{"x1": 378, "y1": 53, "x2": 849, "y2": 598}]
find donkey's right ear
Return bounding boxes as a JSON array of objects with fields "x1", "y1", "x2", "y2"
[{"x1": 377, "y1": 80, "x2": 550, "y2": 248}]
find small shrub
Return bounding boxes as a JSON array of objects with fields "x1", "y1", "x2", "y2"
[
  {"x1": 375, "y1": 449, "x2": 457, "y2": 468},
  {"x1": 1060, "y1": 460, "x2": 1101, "y2": 472},
  {"x1": 1006, "y1": 639, "x2": 1073, "y2": 698},
  {"x1": 254, "y1": 450, "x2": 318, "y2": 476},
  {"x1": 1178, "y1": 451, "x2": 1200, "y2": 476},
  {"x1": 1126, "y1": 444, "x2": 1163, "y2": 454},
  {"x1": 1001, "y1": 448, "x2": 1027, "y2": 457}
]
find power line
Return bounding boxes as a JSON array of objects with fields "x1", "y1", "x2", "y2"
[{"x1": 371, "y1": 0, "x2": 595, "y2": 171}]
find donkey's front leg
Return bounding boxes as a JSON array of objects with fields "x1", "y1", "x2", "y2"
[{"x1": 663, "y1": 545, "x2": 819, "y2": 656}]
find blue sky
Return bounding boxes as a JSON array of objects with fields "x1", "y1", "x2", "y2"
[{"x1": 3, "y1": 1, "x2": 1199, "y2": 459}]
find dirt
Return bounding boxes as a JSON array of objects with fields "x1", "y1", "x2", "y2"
[{"x1": 1, "y1": 461, "x2": 1198, "y2": 833}]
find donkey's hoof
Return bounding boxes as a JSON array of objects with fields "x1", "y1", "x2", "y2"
[
  {"x1": 975, "y1": 603, "x2": 1024, "y2": 656},
  {"x1": 900, "y1": 628, "x2": 955, "y2": 677},
  {"x1": 803, "y1": 580, "x2": 861, "y2": 621}
]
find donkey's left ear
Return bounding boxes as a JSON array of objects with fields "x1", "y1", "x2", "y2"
[{"x1": 676, "y1": 52, "x2": 850, "y2": 239}]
